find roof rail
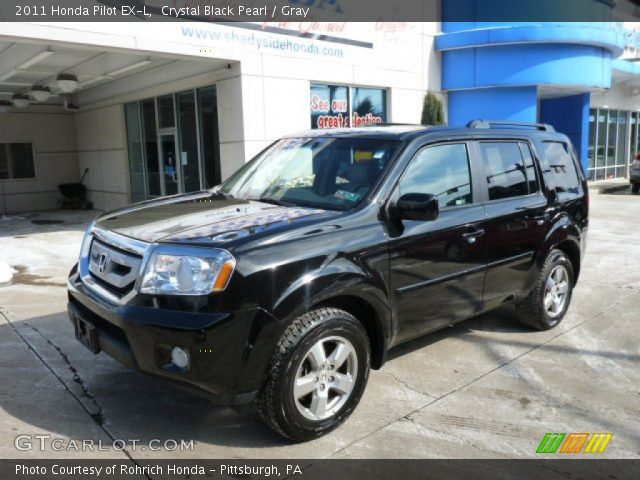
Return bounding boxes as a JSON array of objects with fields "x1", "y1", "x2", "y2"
[{"x1": 466, "y1": 120, "x2": 555, "y2": 132}]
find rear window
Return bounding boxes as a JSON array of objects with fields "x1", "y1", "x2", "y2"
[{"x1": 541, "y1": 141, "x2": 582, "y2": 195}]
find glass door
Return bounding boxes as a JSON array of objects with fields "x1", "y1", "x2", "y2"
[{"x1": 159, "y1": 133, "x2": 179, "y2": 196}]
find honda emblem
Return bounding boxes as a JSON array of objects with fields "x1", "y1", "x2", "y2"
[{"x1": 97, "y1": 253, "x2": 108, "y2": 274}]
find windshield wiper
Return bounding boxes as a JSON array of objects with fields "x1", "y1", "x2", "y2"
[{"x1": 250, "y1": 197, "x2": 296, "y2": 207}]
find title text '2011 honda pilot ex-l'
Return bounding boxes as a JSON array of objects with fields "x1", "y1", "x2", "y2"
[{"x1": 68, "y1": 121, "x2": 588, "y2": 441}]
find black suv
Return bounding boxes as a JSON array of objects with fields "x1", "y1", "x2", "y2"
[{"x1": 67, "y1": 120, "x2": 588, "y2": 441}]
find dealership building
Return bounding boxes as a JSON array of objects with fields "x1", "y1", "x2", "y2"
[{"x1": 1, "y1": 12, "x2": 640, "y2": 213}]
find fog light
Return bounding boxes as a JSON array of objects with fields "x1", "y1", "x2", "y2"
[{"x1": 171, "y1": 347, "x2": 190, "y2": 369}]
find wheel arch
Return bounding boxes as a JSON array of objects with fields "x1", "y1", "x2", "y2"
[
  {"x1": 313, "y1": 294, "x2": 388, "y2": 370},
  {"x1": 554, "y1": 238, "x2": 581, "y2": 284},
  {"x1": 538, "y1": 218, "x2": 582, "y2": 285}
]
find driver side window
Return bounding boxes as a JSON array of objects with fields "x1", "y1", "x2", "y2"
[{"x1": 399, "y1": 143, "x2": 473, "y2": 208}]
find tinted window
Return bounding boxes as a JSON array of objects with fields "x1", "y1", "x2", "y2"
[
  {"x1": 310, "y1": 84, "x2": 349, "y2": 129},
  {"x1": 198, "y1": 86, "x2": 221, "y2": 187},
  {"x1": 141, "y1": 99, "x2": 160, "y2": 196},
  {"x1": 399, "y1": 143, "x2": 472, "y2": 208},
  {"x1": 0, "y1": 143, "x2": 35, "y2": 180},
  {"x1": 157, "y1": 94, "x2": 175, "y2": 129},
  {"x1": 541, "y1": 141, "x2": 581, "y2": 194},
  {"x1": 351, "y1": 87, "x2": 387, "y2": 127},
  {"x1": 177, "y1": 90, "x2": 199, "y2": 193},
  {"x1": 479, "y1": 142, "x2": 529, "y2": 200},
  {"x1": 519, "y1": 142, "x2": 540, "y2": 194}
]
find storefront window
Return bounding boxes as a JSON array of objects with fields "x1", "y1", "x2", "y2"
[
  {"x1": 124, "y1": 103, "x2": 146, "y2": 203},
  {"x1": 197, "y1": 86, "x2": 221, "y2": 188},
  {"x1": 631, "y1": 112, "x2": 639, "y2": 164},
  {"x1": 310, "y1": 83, "x2": 387, "y2": 129},
  {"x1": 588, "y1": 110, "x2": 596, "y2": 175},
  {"x1": 606, "y1": 110, "x2": 618, "y2": 175},
  {"x1": 587, "y1": 107, "x2": 633, "y2": 181},
  {"x1": 157, "y1": 94, "x2": 175, "y2": 129},
  {"x1": 595, "y1": 109, "x2": 606, "y2": 180},
  {"x1": 177, "y1": 91, "x2": 200, "y2": 193},
  {"x1": 141, "y1": 99, "x2": 161, "y2": 197},
  {"x1": 0, "y1": 143, "x2": 35, "y2": 180},
  {"x1": 351, "y1": 87, "x2": 387, "y2": 127},
  {"x1": 125, "y1": 86, "x2": 220, "y2": 201},
  {"x1": 616, "y1": 112, "x2": 628, "y2": 178},
  {"x1": 310, "y1": 84, "x2": 349, "y2": 129}
]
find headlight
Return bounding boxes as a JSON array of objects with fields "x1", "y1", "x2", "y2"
[
  {"x1": 79, "y1": 220, "x2": 96, "y2": 260},
  {"x1": 140, "y1": 246, "x2": 236, "y2": 295}
]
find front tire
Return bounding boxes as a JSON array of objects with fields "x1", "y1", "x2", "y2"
[
  {"x1": 256, "y1": 308, "x2": 370, "y2": 442},
  {"x1": 516, "y1": 249, "x2": 574, "y2": 330},
  {"x1": 632, "y1": 183, "x2": 639, "y2": 194}
]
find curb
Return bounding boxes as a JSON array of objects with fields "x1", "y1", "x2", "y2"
[{"x1": 588, "y1": 184, "x2": 630, "y2": 195}]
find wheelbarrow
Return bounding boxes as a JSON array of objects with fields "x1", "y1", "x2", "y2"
[{"x1": 58, "y1": 168, "x2": 93, "y2": 210}]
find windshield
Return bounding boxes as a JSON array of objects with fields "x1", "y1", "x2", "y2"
[{"x1": 218, "y1": 137, "x2": 400, "y2": 210}]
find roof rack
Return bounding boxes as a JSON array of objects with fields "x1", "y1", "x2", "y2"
[{"x1": 466, "y1": 120, "x2": 555, "y2": 132}]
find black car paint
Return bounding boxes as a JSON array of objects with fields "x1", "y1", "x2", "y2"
[{"x1": 67, "y1": 126, "x2": 588, "y2": 404}]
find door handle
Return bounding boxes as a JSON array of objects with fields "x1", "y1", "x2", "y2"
[
  {"x1": 462, "y1": 228, "x2": 485, "y2": 244},
  {"x1": 528, "y1": 212, "x2": 550, "y2": 225}
]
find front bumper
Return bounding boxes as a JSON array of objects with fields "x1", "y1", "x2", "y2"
[{"x1": 67, "y1": 269, "x2": 267, "y2": 406}]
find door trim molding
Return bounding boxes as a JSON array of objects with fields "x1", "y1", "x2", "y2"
[{"x1": 394, "y1": 250, "x2": 533, "y2": 295}]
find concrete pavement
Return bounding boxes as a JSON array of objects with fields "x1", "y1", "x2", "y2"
[{"x1": 0, "y1": 195, "x2": 638, "y2": 460}]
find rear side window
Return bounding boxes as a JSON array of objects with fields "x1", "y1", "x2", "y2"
[
  {"x1": 541, "y1": 141, "x2": 582, "y2": 194},
  {"x1": 478, "y1": 142, "x2": 537, "y2": 200}
]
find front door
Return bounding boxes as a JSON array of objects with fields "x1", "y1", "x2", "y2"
[
  {"x1": 159, "y1": 133, "x2": 179, "y2": 196},
  {"x1": 389, "y1": 142, "x2": 488, "y2": 342}
]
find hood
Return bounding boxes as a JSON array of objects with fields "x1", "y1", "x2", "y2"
[{"x1": 96, "y1": 192, "x2": 335, "y2": 245}]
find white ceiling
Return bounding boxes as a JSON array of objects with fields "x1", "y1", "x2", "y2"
[
  {"x1": 537, "y1": 84, "x2": 605, "y2": 99},
  {"x1": 611, "y1": 67, "x2": 640, "y2": 87},
  {"x1": 0, "y1": 39, "x2": 229, "y2": 108}
]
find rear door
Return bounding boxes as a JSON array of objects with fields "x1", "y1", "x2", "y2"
[
  {"x1": 472, "y1": 140, "x2": 549, "y2": 308},
  {"x1": 388, "y1": 141, "x2": 488, "y2": 342}
]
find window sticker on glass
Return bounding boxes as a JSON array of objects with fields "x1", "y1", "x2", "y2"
[
  {"x1": 335, "y1": 190, "x2": 361, "y2": 202},
  {"x1": 354, "y1": 151, "x2": 374, "y2": 162}
]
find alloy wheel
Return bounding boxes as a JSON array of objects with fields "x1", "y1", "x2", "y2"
[
  {"x1": 544, "y1": 264, "x2": 570, "y2": 318},
  {"x1": 293, "y1": 335, "x2": 358, "y2": 421}
]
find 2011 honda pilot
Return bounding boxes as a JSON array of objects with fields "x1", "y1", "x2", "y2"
[{"x1": 67, "y1": 120, "x2": 588, "y2": 441}]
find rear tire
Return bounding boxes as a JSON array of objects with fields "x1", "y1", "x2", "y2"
[
  {"x1": 256, "y1": 308, "x2": 370, "y2": 442},
  {"x1": 516, "y1": 249, "x2": 574, "y2": 331},
  {"x1": 632, "y1": 184, "x2": 639, "y2": 194}
]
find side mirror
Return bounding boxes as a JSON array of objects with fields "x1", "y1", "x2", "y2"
[{"x1": 395, "y1": 193, "x2": 439, "y2": 221}]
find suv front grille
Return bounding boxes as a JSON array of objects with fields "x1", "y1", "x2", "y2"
[{"x1": 88, "y1": 239, "x2": 142, "y2": 297}]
